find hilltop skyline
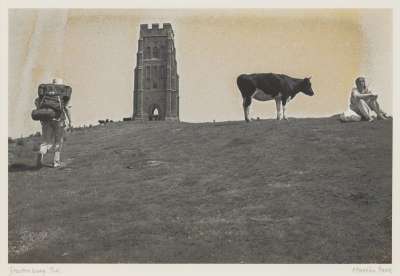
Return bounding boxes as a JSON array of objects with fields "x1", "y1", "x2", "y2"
[{"x1": 8, "y1": 9, "x2": 393, "y2": 137}]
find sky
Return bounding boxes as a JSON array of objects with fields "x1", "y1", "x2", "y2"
[{"x1": 8, "y1": 9, "x2": 393, "y2": 137}]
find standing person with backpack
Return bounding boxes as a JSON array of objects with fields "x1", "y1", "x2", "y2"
[{"x1": 32, "y1": 78, "x2": 72, "y2": 168}]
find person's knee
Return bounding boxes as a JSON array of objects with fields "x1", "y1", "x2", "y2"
[
  {"x1": 54, "y1": 143, "x2": 62, "y2": 152},
  {"x1": 369, "y1": 99, "x2": 380, "y2": 108},
  {"x1": 357, "y1": 98, "x2": 368, "y2": 106}
]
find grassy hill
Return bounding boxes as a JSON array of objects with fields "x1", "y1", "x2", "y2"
[{"x1": 8, "y1": 118, "x2": 392, "y2": 263}]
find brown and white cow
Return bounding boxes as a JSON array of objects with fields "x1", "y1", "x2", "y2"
[{"x1": 237, "y1": 73, "x2": 315, "y2": 121}]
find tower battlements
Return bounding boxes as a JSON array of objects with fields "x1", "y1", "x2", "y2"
[{"x1": 140, "y1": 23, "x2": 174, "y2": 37}]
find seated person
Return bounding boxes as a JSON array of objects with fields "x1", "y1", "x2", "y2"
[{"x1": 349, "y1": 77, "x2": 390, "y2": 121}]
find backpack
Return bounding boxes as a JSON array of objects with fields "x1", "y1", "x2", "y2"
[{"x1": 31, "y1": 83, "x2": 72, "y2": 121}]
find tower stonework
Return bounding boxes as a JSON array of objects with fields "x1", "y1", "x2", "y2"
[{"x1": 133, "y1": 23, "x2": 179, "y2": 121}]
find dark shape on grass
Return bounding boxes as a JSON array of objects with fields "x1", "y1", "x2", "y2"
[
  {"x1": 8, "y1": 163, "x2": 40, "y2": 172},
  {"x1": 16, "y1": 139, "x2": 25, "y2": 146}
]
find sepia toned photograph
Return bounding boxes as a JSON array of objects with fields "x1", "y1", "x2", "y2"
[{"x1": 7, "y1": 7, "x2": 393, "y2": 265}]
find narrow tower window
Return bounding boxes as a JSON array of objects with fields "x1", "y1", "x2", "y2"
[
  {"x1": 161, "y1": 45, "x2": 166, "y2": 59},
  {"x1": 145, "y1": 47, "x2": 151, "y2": 59},
  {"x1": 146, "y1": 66, "x2": 151, "y2": 80},
  {"x1": 153, "y1": 46, "x2": 159, "y2": 58},
  {"x1": 152, "y1": 65, "x2": 158, "y2": 88}
]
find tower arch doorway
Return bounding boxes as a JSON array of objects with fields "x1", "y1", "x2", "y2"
[{"x1": 149, "y1": 104, "x2": 162, "y2": 121}]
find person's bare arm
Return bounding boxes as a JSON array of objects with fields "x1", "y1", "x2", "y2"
[
  {"x1": 64, "y1": 106, "x2": 72, "y2": 128},
  {"x1": 351, "y1": 88, "x2": 377, "y2": 99}
]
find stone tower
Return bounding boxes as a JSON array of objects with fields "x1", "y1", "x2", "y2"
[{"x1": 133, "y1": 23, "x2": 179, "y2": 121}]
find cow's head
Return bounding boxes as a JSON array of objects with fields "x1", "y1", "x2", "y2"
[{"x1": 301, "y1": 77, "x2": 314, "y2": 96}]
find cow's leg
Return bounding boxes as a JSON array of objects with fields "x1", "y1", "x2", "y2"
[
  {"x1": 243, "y1": 96, "x2": 252, "y2": 122},
  {"x1": 282, "y1": 97, "x2": 290, "y2": 120},
  {"x1": 275, "y1": 97, "x2": 282, "y2": 120}
]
